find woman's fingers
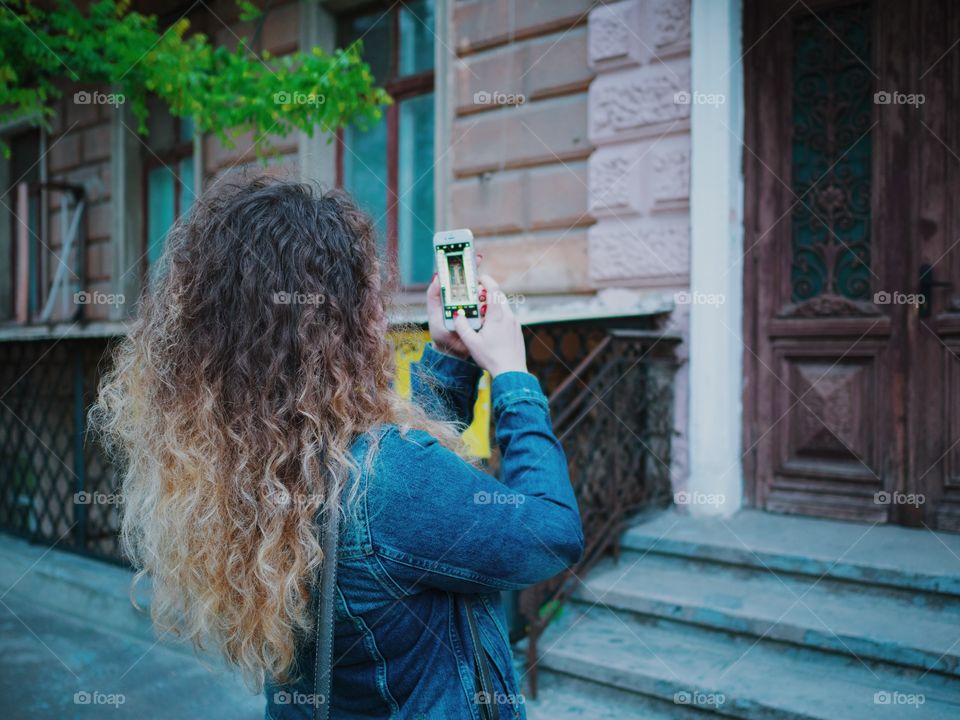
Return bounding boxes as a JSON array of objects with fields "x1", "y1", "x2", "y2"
[
  {"x1": 478, "y1": 273, "x2": 501, "y2": 297},
  {"x1": 452, "y1": 311, "x2": 481, "y2": 353}
]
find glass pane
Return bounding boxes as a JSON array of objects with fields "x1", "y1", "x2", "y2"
[
  {"x1": 179, "y1": 156, "x2": 195, "y2": 217},
  {"x1": 399, "y1": 0, "x2": 435, "y2": 76},
  {"x1": 147, "y1": 166, "x2": 175, "y2": 265},
  {"x1": 341, "y1": 9, "x2": 392, "y2": 83},
  {"x1": 179, "y1": 116, "x2": 195, "y2": 143},
  {"x1": 790, "y1": 2, "x2": 872, "y2": 302},
  {"x1": 342, "y1": 120, "x2": 389, "y2": 258},
  {"x1": 397, "y1": 93, "x2": 435, "y2": 285}
]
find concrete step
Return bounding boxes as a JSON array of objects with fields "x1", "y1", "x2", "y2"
[
  {"x1": 576, "y1": 552, "x2": 960, "y2": 677},
  {"x1": 523, "y1": 670, "x2": 707, "y2": 720},
  {"x1": 623, "y1": 508, "x2": 960, "y2": 597},
  {"x1": 533, "y1": 606, "x2": 960, "y2": 719}
]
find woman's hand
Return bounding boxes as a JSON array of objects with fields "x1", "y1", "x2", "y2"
[{"x1": 452, "y1": 274, "x2": 528, "y2": 378}]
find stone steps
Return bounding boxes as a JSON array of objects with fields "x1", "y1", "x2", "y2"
[
  {"x1": 524, "y1": 509, "x2": 960, "y2": 718},
  {"x1": 576, "y1": 551, "x2": 960, "y2": 676},
  {"x1": 531, "y1": 606, "x2": 960, "y2": 719},
  {"x1": 621, "y1": 509, "x2": 960, "y2": 597}
]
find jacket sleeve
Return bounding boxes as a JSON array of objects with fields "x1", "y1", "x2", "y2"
[
  {"x1": 410, "y1": 343, "x2": 484, "y2": 427},
  {"x1": 367, "y1": 371, "x2": 585, "y2": 594}
]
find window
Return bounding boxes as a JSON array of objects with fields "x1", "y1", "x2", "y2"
[
  {"x1": 338, "y1": 0, "x2": 435, "y2": 287},
  {"x1": 4, "y1": 129, "x2": 41, "y2": 321},
  {"x1": 143, "y1": 100, "x2": 196, "y2": 271}
]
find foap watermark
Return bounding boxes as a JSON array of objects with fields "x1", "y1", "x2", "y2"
[
  {"x1": 265, "y1": 488, "x2": 320, "y2": 511},
  {"x1": 273, "y1": 91, "x2": 326, "y2": 107},
  {"x1": 474, "y1": 490, "x2": 525, "y2": 506},
  {"x1": 273, "y1": 291, "x2": 326, "y2": 305},
  {"x1": 675, "y1": 291, "x2": 725, "y2": 308},
  {"x1": 674, "y1": 690, "x2": 726, "y2": 708},
  {"x1": 475, "y1": 691, "x2": 525, "y2": 706},
  {"x1": 75, "y1": 290, "x2": 125, "y2": 307},
  {"x1": 674, "y1": 91, "x2": 725, "y2": 107},
  {"x1": 674, "y1": 491, "x2": 725, "y2": 509},
  {"x1": 74, "y1": 690, "x2": 125, "y2": 708},
  {"x1": 874, "y1": 690, "x2": 925, "y2": 708},
  {"x1": 874, "y1": 491, "x2": 925, "y2": 508},
  {"x1": 473, "y1": 90, "x2": 526, "y2": 107},
  {"x1": 74, "y1": 490, "x2": 123, "y2": 506},
  {"x1": 874, "y1": 90, "x2": 924, "y2": 108},
  {"x1": 273, "y1": 691, "x2": 326, "y2": 708},
  {"x1": 489, "y1": 290, "x2": 526, "y2": 306},
  {"x1": 74, "y1": 90, "x2": 125, "y2": 107},
  {"x1": 874, "y1": 290, "x2": 924, "y2": 307}
]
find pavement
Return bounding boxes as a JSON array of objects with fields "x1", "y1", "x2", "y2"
[{"x1": 0, "y1": 535, "x2": 263, "y2": 719}]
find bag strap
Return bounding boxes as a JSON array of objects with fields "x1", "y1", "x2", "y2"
[
  {"x1": 313, "y1": 499, "x2": 340, "y2": 720},
  {"x1": 464, "y1": 597, "x2": 501, "y2": 720}
]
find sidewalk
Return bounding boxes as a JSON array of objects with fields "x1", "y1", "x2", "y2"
[{"x1": 0, "y1": 535, "x2": 262, "y2": 719}]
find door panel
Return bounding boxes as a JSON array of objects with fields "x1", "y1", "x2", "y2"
[
  {"x1": 743, "y1": 0, "x2": 915, "y2": 523},
  {"x1": 909, "y1": 0, "x2": 960, "y2": 530}
]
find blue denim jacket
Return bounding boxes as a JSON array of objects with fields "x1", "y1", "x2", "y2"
[{"x1": 265, "y1": 344, "x2": 584, "y2": 719}]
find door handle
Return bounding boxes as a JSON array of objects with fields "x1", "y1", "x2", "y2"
[{"x1": 918, "y1": 264, "x2": 953, "y2": 318}]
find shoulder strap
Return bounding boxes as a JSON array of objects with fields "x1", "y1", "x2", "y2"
[
  {"x1": 464, "y1": 597, "x2": 501, "y2": 720},
  {"x1": 313, "y1": 500, "x2": 340, "y2": 720}
]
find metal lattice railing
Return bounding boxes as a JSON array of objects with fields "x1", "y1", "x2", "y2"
[
  {"x1": 517, "y1": 322, "x2": 679, "y2": 698},
  {"x1": 0, "y1": 321, "x2": 679, "y2": 626},
  {"x1": 0, "y1": 338, "x2": 122, "y2": 562}
]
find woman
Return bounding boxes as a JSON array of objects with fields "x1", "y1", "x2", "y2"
[{"x1": 93, "y1": 177, "x2": 584, "y2": 719}]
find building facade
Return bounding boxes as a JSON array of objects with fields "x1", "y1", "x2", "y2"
[{"x1": 1, "y1": 0, "x2": 958, "y2": 568}]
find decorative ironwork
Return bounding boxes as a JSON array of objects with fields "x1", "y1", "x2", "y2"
[
  {"x1": 0, "y1": 338, "x2": 122, "y2": 562},
  {"x1": 517, "y1": 324, "x2": 678, "y2": 698},
  {"x1": 790, "y1": 2, "x2": 873, "y2": 304}
]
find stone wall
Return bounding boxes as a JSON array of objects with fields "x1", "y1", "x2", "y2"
[{"x1": 446, "y1": 0, "x2": 595, "y2": 295}]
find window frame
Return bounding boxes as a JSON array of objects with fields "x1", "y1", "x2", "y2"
[
  {"x1": 335, "y1": 1, "x2": 436, "y2": 290},
  {"x1": 140, "y1": 116, "x2": 196, "y2": 279}
]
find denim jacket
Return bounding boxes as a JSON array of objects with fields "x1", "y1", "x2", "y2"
[{"x1": 265, "y1": 344, "x2": 584, "y2": 719}]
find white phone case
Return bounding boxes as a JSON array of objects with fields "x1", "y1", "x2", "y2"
[{"x1": 433, "y1": 229, "x2": 483, "y2": 332}]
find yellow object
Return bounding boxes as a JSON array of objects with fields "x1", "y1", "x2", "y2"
[{"x1": 391, "y1": 329, "x2": 491, "y2": 459}]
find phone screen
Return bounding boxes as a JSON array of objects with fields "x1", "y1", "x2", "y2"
[{"x1": 435, "y1": 241, "x2": 480, "y2": 320}]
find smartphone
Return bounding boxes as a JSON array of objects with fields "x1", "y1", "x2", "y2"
[{"x1": 434, "y1": 229, "x2": 482, "y2": 332}]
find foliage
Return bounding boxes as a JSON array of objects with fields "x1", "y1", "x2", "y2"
[{"x1": 0, "y1": 0, "x2": 390, "y2": 156}]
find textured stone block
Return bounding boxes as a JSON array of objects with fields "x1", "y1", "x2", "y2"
[
  {"x1": 588, "y1": 144, "x2": 648, "y2": 216},
  {"x1": 588, "y1": 217, "x2": 689, "y2": 282},
  {"x1": 588, "y1": 62, "x2": 690, "y2": 144},
  {"x1": 588, "y1": 0, "x2": 647, "y2": 70}
]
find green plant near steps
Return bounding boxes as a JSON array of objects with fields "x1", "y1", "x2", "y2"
[{"x1": 0, "y1": 0, "x2": 390, "y2": 157}]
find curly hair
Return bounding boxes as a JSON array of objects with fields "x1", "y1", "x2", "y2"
[{"x1": 91, "y1": 176, "x2": 464, "y2": 691}]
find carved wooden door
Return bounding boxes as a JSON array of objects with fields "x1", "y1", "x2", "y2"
[{"x1": 743, "y1": 0, "x2": 960, "y2": 528}]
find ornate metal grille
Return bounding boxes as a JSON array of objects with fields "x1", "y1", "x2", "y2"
[
  {"x1": 0, "y1": 321, "x2": 678, "y2": 661},
  {"x1": 0, "y1": 338, "x2": 122, "y2": 562},
  {"x1": 791, "y1": 1, "x2": 873, "y2": 303},
  {"x1": 516, "y1": 324, "x2": 678, "y2": 697}
]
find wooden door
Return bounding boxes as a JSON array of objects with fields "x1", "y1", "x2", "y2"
[
  {"x1": 908, "y1": 0, "x2": 960, "y2": 530},
  {"x1": 743, "y1": 0, "x2": 960, "y2": 528}
]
